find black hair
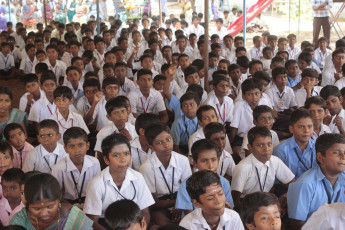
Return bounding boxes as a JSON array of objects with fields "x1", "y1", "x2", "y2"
[
  {"x1": 332, "y1": 48, "x2": 345, "y2": 58},
  {"x1": 184, "y1": 65, "x2": 197, "y2": 78},
  {"x1": 178, "y1": 53, "x2": 189, "y2": 62},
  {"x1": 228, "y1": 64, "x2": 240, "y2": 73},
  {"x1": 298, "y1": 52, "x2": 312, "y2": 63},
  {"x1": 53, "y1": 86, "x2": 73, "y2": 100},
  {"x1": 335, "y1": 39, "x2": 345, "y2": 49},
  {"x1": 46, "y1": 44, "x2": 59, "y2": 53},
  {"x1": 277, "y1": 37, "x2": 288, "y2": 44},
  {"x1": 20, "y1": 171, "x2": 41, "y2": 186},
  {"x1": 271, "y1": 56, "x2": 284, "y2": 65},
  {"x1": 191, "y1": 139, "x2": 220, "y2": 162},
  {"x1": 316, "y1": 133, "x2": 345, "y2": 158},
  {"x1": 253, "y1": 105, "x2": 273, "y2": 121},
  {"x1": 157, "y1": 224, "x2": 187, "y2": 230},
  {"x1": 290, "y1": 108, "x2": 312, "y2": 125},
  {"x1": 272, "y1": 67, "x2": 286, "y2": 80},
  {"x1": 114, "y1": 61, "x2": 127, "y2": 69},
  {"x1": 180, "y1": 92, "x2": 200, "y2": 109},
  {"x1": 219, "y1": 59, "x2": 230, "y2": 67},
  {"x1": 68, "y1": 40, "x2": 81, "y2": 48},
  {"x1": 192, "y1": 59, "x2": 204, "y2": 71},
  {"x1": 137, "y1": 68, "x2": 153, "y2": 81},
  {"x1": 204, "y1": 122, "x2": 226, "y2": 140},
  {"x1": 25, "y1": 44, "x2": 35, "y2": 53},
  {"x1": 0, "y1": 141, "x2": 13, "y2": 158},
  {"x1": 40, "y1": 70, "x2": 57, "y2": 85},
  {"x1": 102, "y1": 77, "x2": 120, "y2": 89},
  {"x1": 0, "y1": 86, "x2": 13, "y2": 100},
  {"x1": 63, "y1": 127, "x2": 88, "y2": 146},
  {"x1": 35, "y1": 49, "x2": 46, "y2": 57},
  {"x1": 237, "y1": 56, "x2": 250, "y2": 68},
  {"x1": 101, "y1": 133, "x2": 131, "y2": 159},
  {"x1": 144, "y1": 123, "x2": 171, "y2": 145},
  {"x1": 105, "y1": 97, "x2": 128, "y2": 115},
  {"x1": 248, "y1": 126, "x2": 272, "y2": 145},
  {"x1": 186, "y1": 170, "x2": 221, "y2": 203},
  {"x1": 262, "y1": 46, "x2": 273, "y2": 55},
  {"x1": 2, "y1": 168, "x2": 24, "y2": 185},
  {"x1": 21, "y1": 74, "x2": 39, "y2": 85},
  {"x1": 161, "y1": 63, "x2": 171, "y2": 73},
  {"x1": 103, "y1": 62, "x2": 115, "y2": 71},
  {"x1": 153, "y1": 75, "x2": 166, "y2": 84},
  {"x1": 285, "y1": 59, "x2": 297, "y2": 69},
  {"x1": 304, "y1": 96, "x2": 327, "y2": 110},
  {"x1": 71, "y1": 56, "x2": 83, "y2": 66},
  {"x1": 105, "y1": 199, "x2": 144, "y2": 230},
  {"x1": 84, "y1": 71, "x2": 98, "y2": 81},
  {"x1": 252, "y1": 71, "x2": 271, "y2": 83},
  {"x1": 320, "y1": 85, "x2": 341, "y2": 100},
  {"x1": 301, "y1": 68, "x2": 318, "y2": 79},
  {"x1": 213, "y1": 74, "x2": 229, "y2": 87},
  {"x1": 2, "y1": 225, "x2": 26, "y2": 230},
  {"x1": 135, "y1": 113, "x2": 160, "y2": 135},
  {"x1": 82, "y1": 50, "x2": 94, "y2": 60},
  {"x1": 4, "y1": 123, "x2": 25, "y2": 140},
  {"x1": 66, "y1": 65, "x2": 81, "y2": 76},
  {"x1": 241, "y1": 78, "x2": 262, "y2": 94},
  {"x1": 38, "y1": 119, "x2": 59, "y2": 134},
  {"x1": 83, "y1": 78, "x2": 101, "y2": 91},
  {"x1": 235, "y1": 47, "x2": 246, "y2": 54},
  {"x1": 248, "y1": 60, "x2": 263, "y2": 70},
  {"x1": 276, "y1": 50, "x2": 289, "y2": 58},
  {"x1": 241, "y1": 192, "x2": 280, "y2": 227},
  {"x1": 341, "y1": 87, "x2": 345, "y2": 97},
  {"x1": 196, "y1": 105, "x2": 217, "y2": 121},
  {"x1": 186, "y1": 84, "x2": 203, "y2": 101},
  {"x1": 267, "y1": 35, "x2": 278, "y2": 42}
]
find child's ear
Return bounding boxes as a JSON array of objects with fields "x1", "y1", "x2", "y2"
[
  {"x1": 247, "y1": 143, "x2": 253, "y2": 152},
  {"x1": 69, "y1": 98, "x2": 74, "y2": 105},
  {"x1": 245, "y1": 223, "x2": 255, "y2": 230},
  {"x1": 140, "y1": 217, "x2": 147, "y2": 230},
  {"x1": 103, "y1": 155, "x2": 110, "y2": 165},
  {"x1": 139, "y1": 128, "x2": 145, "y2": 136},
  {"x1": 106, "y1": 114, "x2": 111, "y2": 121},
  {"x1": 340, "y1": 96, "x2": 344, "y2": 104},
  {"x1": 198, "y1": 120, "x2": 203, "y2": 127},
  {"x1": 316, "y1": 152, "x2": 324, "y2": 165},
  {"x1": 253, "y1": 120, "x2": 258, "y2": 126},
  {"x1": 192, "y1": 199, "x2": 202, "y2": 208},
  {"x1": 86, "y1": 142, "x2": 90, "y2": 151},
  {"x1": 288, "y1": 124, "x2": 293, "y2": 134},
  {"x1": 57, "y1": 133, "x2": 62, "y2": 140}
]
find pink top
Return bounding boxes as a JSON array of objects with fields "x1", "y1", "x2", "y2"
[
  {"x1": 11, "y1": 142, "x2": 34, "y2": 169},
  {"x1": 0, "y1": 196, "x2": 11, "y2": 226},
  {"x1": 9, "y1": 202, "x2": 25, "y2": 222}
]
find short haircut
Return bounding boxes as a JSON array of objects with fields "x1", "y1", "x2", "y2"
[
  {"x1": 272, "y1": 66, "x2": 286, "y2": 80},
  {"x1": 267, "y1": 35, "x2": 278, "y2": 42},
  {"x1": 68, "y1": 40, "x2": 80, "y2": 48},
  {"x1": 63, "y1": 127, "x2": 88, "y2": 146},
  {"x1": 184, "y1": 65, "x2": 197, "y2": 78},
  {"x1": 285, "y1": 59, "x2": 297, "y2": 69},
  {"x1": 186, "y1": 84, "x2": 203, "y2": 100},
  {"x1": 253, "y1": 71, "x2": 271, "y2": 83},
  {"x1": 0, "y1": 141, "x2": 13, "y2": 158},
  {"x1": 253, "y1": 105, "x2": 273, "y2": 121},
  {"x1": 105, "y1": 199, "x2": 144, "y2": 230},
  {"x1": 40, "y1": 70, "x2": 56, "y2": 84},
  {"x1": 235, "y1": 47, "x2": 246, "y2": 54},
  {"x1": 103, "y1": 62, "x2": 115, "y2": 70},
  {"x1": 45, "y1": 44, "x2": 59, "y2": 53},
  {"x1": 178, "y1": 53, "x2": 189, "y2": 62},
  {"x1": 241, "y1": 78, "x2": 262, "y2": 94},
  {"x1": 37, "y1": 119, "x2": 59, "y2": 134},
  {"x1": 298, "y1": 52, "x2": 312, "y2": 63},
  {"x1": 248, "y1": 126, "x2": 272, "y2": 145},
  {"x1": 137, "y1": 68, "x2": 153, "y2": 80},
  {"x1": 204, "y1": 122, "x2": 225, "y2": 139},
  {"x1": 71, "y1": 56, "x2": 83, "y2": 65},
  {"x1": 102, "y1": 77, "x2": 120, "y2": 89},
  {"x1": 66, "y1": 65, "x2": 81, "y2": 75},
  {"x1": 237, "y1": 56, "x2": 250, "y2": 68},
  {"x1": 196, "y1": 105, "x2": 217, "y2": 121},
  {"x1": 105, "y1": 97, "x2": 127, "y2": 115},
  {"x1": 341, "y1": 87, "x2": 345, "y2": 97},
  {"x1": 228, "y1": 63, "x2": 240, "y2": 72},
  {"x1": 101, "y1": 133, "x2": 131, "y2": 159},
  {"x1": 21, "y1": 74, "x2": 39, "y2": 85},
  {"x1": 114, "y1": 61, "x2": 127, "y2": 69},
  {"x1": 35, "y1": 49, "x2": 46, "y2": 57},
  {"x1": 83, "y1": 78, "x2": 101, "y2": 91},
  {"x1": 278, "y1": 37, "x2": 288, "y2": 44},
  {"x1": 249, "y1": 60, "x2": 263, "y2": 70},
  {"x1": 25, "y1": 44, "x2": 35, "y2": 53},
  {"x1": 2, "y1": 168, "x2": 24, "y2": 184},
  {"x1": 135, "y1": 113, "x2": 160, "y2": 135},
  {"x1": 301, "y1": 68, "x2": 318, "y2": 79},
  {"x1": 20, "y1": 171, "x2": 41, "y2": 186},
  {"x1": 144, "y1": 123, "x2": 171, "y2": 145},
  {"x1": 191, "y1": 139, "x2": 220, "y2": 162},
  {"x1": 53, "y1": 86, "x2": 73, "y2": 100},
  {"x1": 320, "y1": 85, "x2": 341, "y2": 100},
  {"x1": 335, "y1": 39, "x2": 345, "y2": 49},
  {"x1": 304, "y1": 96, "x2": 327, "y2": 110},
  {"x1": 241, "y1": 192, "x2": 280, "y2": 226},
  {"x1": 180, "y1": 92, "x2": 200, "y2": 108},
  {"x1": 271, "y1": 56, "x2": 284, "y2": 65},
  {"x1": 4, "y1": 123, "x2": 25, "y2": 140},
  {"x1": 192, "y1": 59, "x2": 204, "y2": 71},
  {"x1": 186, "y1": 170, "x2": 221, "y2": 203},
  {"x1": 262, "y1": 46, "x2": 273, "y2": 54},
  {"x1": 289, "y1": 108, "x2": 312, "y2": 125},
  {"x1": 213, "y1": 74, "x2": 229, "y2": 87},
  {"x1": 332, "y1": 48, "x2": 345, "y2": 58},
  {"x1": 316, "y1": 133, "x2": 345, "y2": 158}
]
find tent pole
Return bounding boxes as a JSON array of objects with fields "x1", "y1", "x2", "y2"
[
  {"x1": 204, "y1": 0, "x2": 209, "y2": 93},
  {"x1": 43, "y1": 0, "x2": 47, "y2": 27},
  {"x1": 243, "y1": 0, "x2": 246, "y2": 47},
  {"x1": 96, "y1": 0, "x2": 100, "y2": 36}
]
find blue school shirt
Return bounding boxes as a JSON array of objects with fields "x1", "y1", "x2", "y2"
[
  {"x1": 175, "y1": 175, "x2": 234, "y2": 210},
  {"x1": 168, "y1": 95, "x2": 183, "y2": 121},
  {"x1": 273, "y1": 136, "x2": 316, "y2": 179},
  {"x1": 287, "y1": 165, "x2": 345, "y2": 221},
  {"x1": 286, "y1": 76, "x2": 301, "y2": 91},
  {"x1": 171, "y1": 115, "x2": 200, "y2": 147}
]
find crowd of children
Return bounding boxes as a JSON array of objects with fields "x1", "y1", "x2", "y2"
[{"x1": 0, "y1": 10, "x2": 345, "y2": 230}]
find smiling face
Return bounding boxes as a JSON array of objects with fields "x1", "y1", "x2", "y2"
[
  {"x1": 194, "y1": 183, "x2": 225, "y2": 217},
  {"x1": 64, "y1": 138, "x2": 89, "y2": 166},
  {"x1": 246, "y1": 204, "x2": 281, "y2": 230},
  {"x1": 150, "y1": 131, "x2": 173, "y2": 157},
  {"x1": 105, "y1": 143, "x2": 131, "y2": 174}
]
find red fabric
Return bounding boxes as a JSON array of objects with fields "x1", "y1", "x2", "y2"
[{"x1": 227, "y1": 0, "x2": 274, "y2": 36}]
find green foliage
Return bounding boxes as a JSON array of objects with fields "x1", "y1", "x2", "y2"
[{"x1": 280, "y1": 0, "x2": 313, "y2": 21}]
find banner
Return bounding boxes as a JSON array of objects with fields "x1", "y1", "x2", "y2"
[{"x1": 227, "y1": 0, "x2": 274, "y2": 36}]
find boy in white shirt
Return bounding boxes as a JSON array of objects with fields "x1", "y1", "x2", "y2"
[
  {"x1": 0, "y1": 42, "x2": 15, "y2": 80},
  {"x1": 94, "y1": 39, "x2": 105, "y2": 68},
  {"x1": 180, "y1": 170, "x2": 244, "y2": 230},
  {"x1": 314, "y1": 37, "x2": 332, "y2": 71},
  {"x1": 228, "y1": 64, "x2": 242, "y2": 100},
  {"x1": 321, "y1": 49, "x2": 345, "y2": 87},
  {"x1": 250, "y1": 36, "x2": 263, "y2": 61},
  {"x1": 19, "y1": 74, "x2": 44, "y2": 114},
  {"x1": 140, "y1": 123, "x2": 192, "y2": 228},
  {"x1": 52, "y1": 127, "x2": 100, "y2": 207},
  {"x1": 84, "y1": 133, "x2": 155, "y2": 228},
  {"x1": 65, "y1": 66, "x2": 84, "y2": 106},
  {"x1": 19, "y1": 44, "x2": 36, "y2": 74},
  {"x1": 114, "y1": 61, "x2": 136, "y2": 96},
  {"x1": 61, "y1": 40, "x2": 81, "y2": 67},
  {"x1": 287, "y1": 33, "x2": 301, "y2": 60},
  {"x1": 295, "y1": 68, "x2": 322, "y2": 107},
  {"x1": 210, "y1": 18, "x2": 228, "y2": 41},
  {"x1": 23, "y1": 119, "x2": 67, "y2": 173},
  {"x1": 334, "y1": 63, "x2": 345, "y2": 90},
  {"x1": 231, "y1": 126, "x2": 295, "y2": 211}
]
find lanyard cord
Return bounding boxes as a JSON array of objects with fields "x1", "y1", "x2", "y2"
[
  {"x1": 44, "y1": 154, "x2": 58, "y2": 171},
  {"x1": 159, "y1": 166, "x2": 175, "y2": 196},
  {"x1": 255, "y1": 166, "x2": 269, "y2": 192},
  {"x1": 293, "y1": 147, "x2": 313, "y2": 171},
  {"x1": 321, "y1": 179, "x2": 332, "y2": 204},
  {"x1": 70, "y1": 171, "x2": 87, "y2": 204},
  {"x1": 114, "y1": 181, "x2": 136, "y2": 201}
]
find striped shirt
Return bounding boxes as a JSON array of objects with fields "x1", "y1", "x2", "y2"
[{"x1": 310, "y1": 0, "x2": 333, "y2": 17}]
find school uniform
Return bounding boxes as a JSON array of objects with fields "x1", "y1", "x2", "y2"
[
  {"x1": 10, "y1": 46, "x2": 22, "y2": 64},
  {"x1": 76, "y1": 95, "x2": 92, "y2": 118},
  {"x1": 130, "y1": 136, "x2": 152, "y2": 171},
  {"x1": 0, "y1": 52, "x2": 14, "y2": 76},
  {"x1": 19, "y1": 90, "x2": 45, "y2": 112},
  {"x1": 218, "y1": 150, "x2": 236, "y2": 177},
  {"x1": 328, "y1": 108, "x2": 345, "y2": 134},
  {"x1": 8, "y1": 202, "x2": 25, "y2": 224},
  {"x1": 231, "y1": 100, "x2": 255, "y2": 138},
  {"x1": 286, "y1": 75, "x2": 301, "y2": 90},
  {"x1": 92, "y1": 96, "x2": 110, "y2": 131},
  {"x1": 287, "y1": 45, "x2": 301, "y2": 60},
  {"x1": 311, "y1": 124, "x2": 331, "y2": 141},
  {"x1": 52, "y1": 155, "x2": 101, "y2": 204},
  {"x1": 11, "y1": 142, "x2": 34, "y2": 169},
  {"x1": 176, "y1": 85, "x2": 208, "y2": 103},
  {"x1": 175, "y1": 67, "x2": 188, "y2": 89},
  {"x1": 94, "y1": 50, "x2": 105, "y2": 68},
  {"x1": 19, "y1": 56, "x2": 35, "y2": 74},
  {"x1": 321, "y1": 65, "x2": 340, "y2": 87},
  {"x1": 221, "y1": 46, "x2": 236, "y2": 63},
  {"x1": 203, "y1": 91, "x2": 234, "y2": 125},
  {"x1": 301, "y1": 203, "x2": 345, "y2": 230},
  {"x1": 95, "y1": 122, "x2": 138, "y2": 153},
  {"x1": 0, "y1": 198, "x2": 24, "y2": 226},
  {"x1": 176, "y1": 174, "x2": 234, "y2": 211},
  {"x1": 242, "y1": 130, "x2": 280, "y2": 153},
  {"x1": 249, "y1": 47, "x2": 263, "y2": 60},
  {"x1": 234, "y1": 91, "x2": 273, "y2": 109},
  {"x1": 65, "y1": 81, "x2": 84, "y2": 106},
  {"x1": 187, "y1": 25, "x2": 204, "y2": 38},
  {"x1": 49, "y1": 111, "x2": 89, "y2": 144},
  {"x1": 309, "y1": 62, "x2": 322, "y2": 74},
  {"x1": 172, "y1": 46, "x2": 195, "y2": 62},
  {"x1": 287, "y1": 165, "x2": 345, "y2": 221},
  {"x1": 314, "y1": 48, "x2": 332, "y2": 70},
  {"x1": 260, "y1": 58, "x2": 271, "y2": 71},
  {"x1": 180, "y1": 208, "x2": 245, "y2": 230},
  {"x1": 273, "y1": 136, "x2": 316, "y2": 179},
  {"x1": 132, "y1": 68, "x2": 159, "y2": 84},
  {"x1": 127, "y1": 88, "x2": 166, "y2": 116},
  {"x1": 210, "y1": 27, "x2": 228, "y2": 41},
  {"x1": 28, "y1": 96, "x2": 57, "y2": 123},
  {"x1": 139, "y1": 151, "x2": 192, "y2": 198},
  {"x1": 33, "y1": 59, "x2": 67, "y2": 82},
  {"x1": 266, "y1": 85, "x2": 297, "y2": 112},
  {"x1": 334, "y1": 77, "x2": 345, "y2": 90},
  {"x1": 118, "y1": 77, "x2": 137, "y2": 97},
  {"x1": 128, "y1": 113, "x2": 136, "y2": 126},
  {"x1": 23, "y1": 143, "x2": 67, "y2": 173},
  {"x1": 84, "y1": 166, "x2": 155, "y2": 217},
  {"x1": 232, "y1": 154, "x2": 295, "y2": 196},
  {"x1": 295, "y1": 86, "x2": 321, "y2": 107},
  {"x1": 168, "y1": 95, "x2": 184, "y2": 122}
]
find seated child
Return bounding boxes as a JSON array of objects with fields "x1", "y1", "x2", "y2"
[
  {"x1": 19, "y1": 74, "x2": 44, "y2": 114},
  {"x1": 140, "y1": 123, "x2": 192, "y2": 228},
  {"x1": 19, "y1": 44, "x2": 36, "y2": 74},
  {"x1": 297, "y1": 52, "x2": 313, "y2": 78},
  {"x1": 228, "y1": 64, "x2": 242, "y2": 100},
  {"x1": 174, "y1": 54, "x2": 191, "y2": 88},
  {"x1": 240, "y1": 192, "x2": 281, "y2": 230},
  {"x1": 304, "y1": 96, "x2": 331, "y2": 141},
  {"x1": 285, "y1": 59, "x2": 302, "y2": 92},
  {"x1": 273, "y1": 109, "x2": 316, "y2": 179},
  {"x1": 320, "y1": 85, "x2": 345, "y2": 136},
  {"x1": 52, "y1": 127, "x2": 100, "y2": 207},
  {"x1": 287, "y1": 33, "x2": 302, "y2": 60},
  {"x1": 4, "y1": 123, "x2": 33, "y2": 169},
  {"x1": 104, "y1": 200, "x2": 147, "y2": 230},
  {"x1": 295, "y1": 68, "x2": 322, "y2": 107},
  {"x1": 0, "y1": 168, "x2": 24, "y2": 226},
  {"x1": 231, "y1": 126, "x2": 295, "y2": 211},
  {"x1": 65, "y1": 66, "x2": 84, "y2": 106},
  {"x1": 334, "y1": 63, "x2": 345, "y2": 90},
  {"x1": 237, "y1": 55, "x2": 250, "y2": 81},
  {"x1": 114, "y1": 61, "x2": 136, "y2": 96},
  {"x1": 171, "y1": 92, "x2": 201, "y2": 155},
  {"x1": 250, "y1": 36, "x2": 263, "y2": 60},
  {"x1": 34, "y1": 62, "x2": 49, "y2": 80},
  {"x1": 314, "y1": 37, "x2": 332, "y2": 71},
  {"x1": 0, "y1": 142, "x2": 13, "y2": 197},
  {"x1": 267, "y1": 35, "x2": 278, "y2": 54},
  {"x1": 161, "y1": 63, "x2": 181, "y2": 96},
  {"x1": 22, "y1": 119, "x2": 67, "y2": 173},
  {"x1": 266, "y1": 56, "x2": 284, "y2": 79},
  {"x1": 303, "y1": 47, "x2": 322, "y2": 74},
  {"x1": 95, "y1": 97, "x2": 138, "y2": 169},
  {"x1": 84, "y1": 133, "x2": 155, "y2": 227},
  {"x1": 175, "y1": 139, "x2": 234, "y2": 214},
  {"x1": 287, "y1": 133, "x2": 345, "y2": 229},
  {"x1": 179, "y1": 170, "x2": 244, "y2": 230},
  {"x1": 0, "y1": 42, "x2": 15, "y2": 80}
]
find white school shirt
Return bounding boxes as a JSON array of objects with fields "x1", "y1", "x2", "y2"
[
  {"x1": 169, "y1": 79, "x2": 181, "y2": 96},
  {"x1": 130, "y1": 136, "x2": 152, "y2": 171},
  {"x1": 203, "y1": 91, "x2": 234, "y2": 124},
  {"x1": 187, "y1": 24, "x2": 204, "y2": 38},
  {"x1": 266, "y1": 85, "x2": 297, "y2": 112},
  {"x1": 83, "y1": 166, "x2": 155, "y2": 217},
  {"x1": 323, "y1": 53, "x2": 333, "y2": 71},
  {"x1": 234, "y1": 91, "x2": 273, "y2": 109},
  {"x1": 49, "y1": 111, "x2": 90, "y2": 144},
  {"x1": 61, "y1": 52, "x2": 78, "y2": 66},
  {"x1": 314, "y1": 48, "x2": 332, "y2": 69},
  {"x1": 19, "y1": 90, "x2": 45, "y2": 112},
  {"x1": 92, "y1": 96, "x2": 110, "y2": 131},
  {"x1": 139, "y1": 151, "x2": 192, "y2": 197},
  {"x1": 127, "y1": 88, "x2": 166, "y2": 116},
  {"x1": 76, "y1": 96, "x2": 92, "y2": 118},
  {"x1": 221, "y1": 46, "x2": 236, "y2": 63},
  {"x1": 210, "y1": 27, "x2": 228, "y2": 41},
  {"x1": 249, "y1": 47, "x2": 263, "y2": 60},
  {"x1": 33, "y1": 59, "x2": 67, "y2": 82},
  {"x1": 22, "y1": 143, "x2": 67, "y2": 173},
  {"x1": 309, "y1": 62, "x2": 322, "y2": 74},
  {"x1": 322, "y1": 65, "x2": 340, "y2": 87},
  {"x1": 11, "y1": 47, "x2": 22, "y2": 63},
  {"x1": 19, "y1": 56, "x2": 35, "y2": 74},
  {"x1": 328, "y1": 108, "x2": 345, "y2": 134},
  {"x1": 242, "y1": 129, "x2": 280, "y2": 151},
  {"x1": 311, "y1": 124, "x2": 331, "y2": 141},
  {"x1": 334, "y1": 77, "x2": 345, "y2": 90},
  {"x1": 0, "y1": 52, "x2": 14, "y2": 70},
  {"x1": 295, "y1": 86, "x2": 322, "y2": 107},
  {"x1": 52, "y1": 155, "x2": 101, "y2": 201},
  {"x1": 261, "y1": 58, "x2": 272, "y2": 71},
  {"x1": 228, "y1": 78, "x2": 242, "y2": 98},
  {"x1": 104, "y1": 40, "x2": 117, "y2": 52},
  {"x1": 95, "y1": 122, "x2": 138, "y2": 153},
  {"x1": 174, "y1": 67, "x2": 188, "y2": 88},
  {"x1": 231, "y1": 154, "x2": 295, "y2": 196},
  {"x1": 118, "y1": 77, "x2": 137, "y2": 97},
  {"x1": 301, "y1": 203, "x2": 345, "y2": 230},
  {"x1": 172, "y1": 46, "x2": 195, "y2": 62},
  {"x1": 180, "y1": 208, "x2": 245, "y2": 230},
  {"x1": 176, "y1": 85, "x2": 208, "y2": 104},
  {"x1": 287, "y1": 45, "x2": 301, "y2": 60},
  {"x1": 65, "y1": 81, "x2": 83, "y2": 102},
  {"x1": 94, "y1": 50, "x2": 105, "y2": 67},
  {"x1": 231, "y1": 100, "x2": 255, "y2": 138},
  {"x1": 218, "y1": 150, "x2": 236, "y2": 177}
]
